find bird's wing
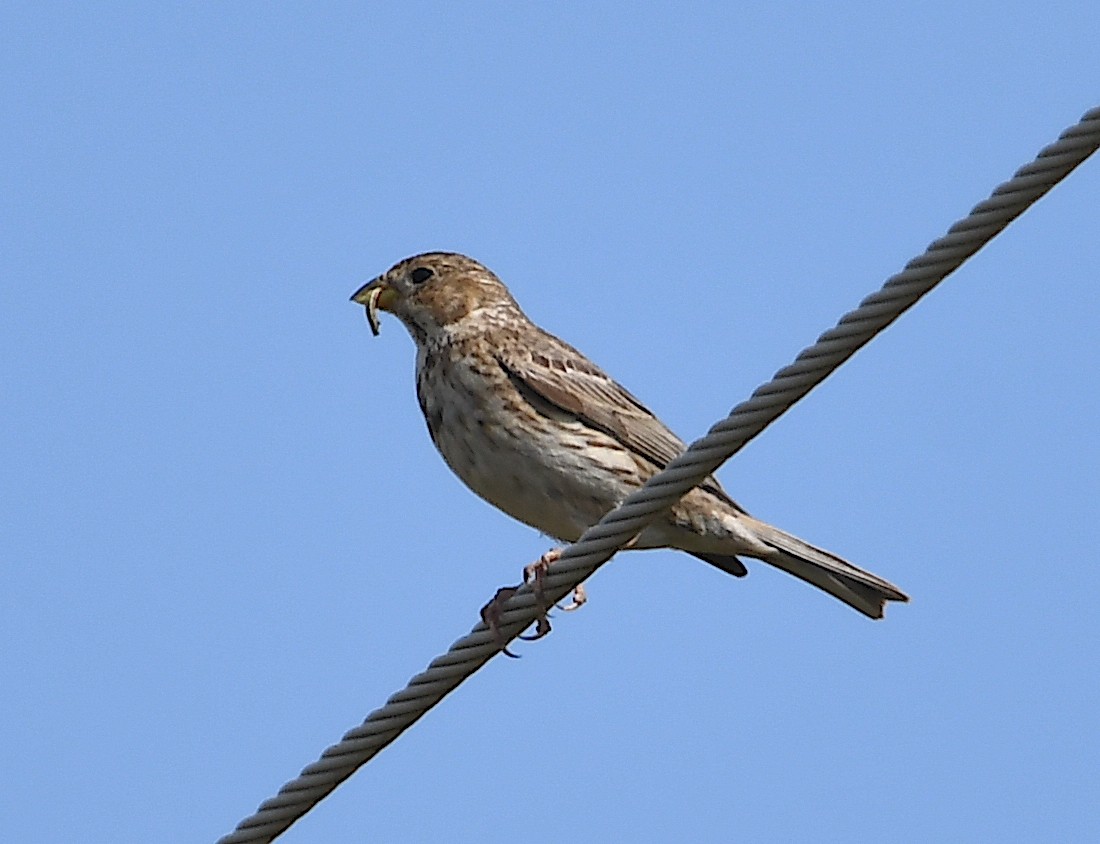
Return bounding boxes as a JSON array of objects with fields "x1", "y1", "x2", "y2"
[{"x1": 494, "y1": 330, "x2": 742, "y2": 510}]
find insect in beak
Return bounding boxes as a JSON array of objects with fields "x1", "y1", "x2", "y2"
[{"x1": 365, "y1": 286, "x2": 383, "y2": 336}]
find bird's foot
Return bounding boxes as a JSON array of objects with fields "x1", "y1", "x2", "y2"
[
  {"x1": 480, "y1": 548, "x2": 567, "y2": 657},
  {"x1": 522, "y1": 547, "x2": 562, "y2": 604},
  {"x1": 480, "y1": 585, "x2": 524, "y2": 658},
  {"x1": 517, "y1": 548, "x2": 561, "y2": 642}
]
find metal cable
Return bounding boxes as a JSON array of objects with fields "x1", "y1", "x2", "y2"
[{"x1": 218, "y1": 106, "x2": 1100, "y2": 843}]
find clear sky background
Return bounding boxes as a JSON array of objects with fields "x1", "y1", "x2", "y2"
[{"x1": 3, "y1": 4, "x2": 1099, "y2": 843}]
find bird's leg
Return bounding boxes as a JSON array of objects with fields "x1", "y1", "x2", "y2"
[
  {"x1": 480, "y1": 546, "x2": 578, "y2": 655},
  {"x1": 479, "y1": 547, "x2": 560, "y2": 655},
  {"x1": 523, "y1": 547, "x2": 561, "y2": 602},
  {"x1": 516, "y1": 548, "x2": 560, "y2": 642},
  {"x1": 480, "y1": 585, "x2": 526, "y2": 658}
]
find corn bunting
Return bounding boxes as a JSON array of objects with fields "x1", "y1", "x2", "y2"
[{"x1": 352, "y1": 252, "x2": 908, "y2": 626}]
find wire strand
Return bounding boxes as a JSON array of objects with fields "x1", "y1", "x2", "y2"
[{"x1": 218, "y1": 106, "x2": 1100, "y2": 844}]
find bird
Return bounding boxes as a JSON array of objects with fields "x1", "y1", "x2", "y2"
[{"x1": 351, "y1": 251, "x2": 908, "y2": 626}]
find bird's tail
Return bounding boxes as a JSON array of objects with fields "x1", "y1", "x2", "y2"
[{"x1": 744, "y1": 517, "x2": 909, "y2": 619}]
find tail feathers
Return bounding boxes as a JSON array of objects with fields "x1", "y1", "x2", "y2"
[
  {"x1": 749, "y1": 521, "x2": 909, "y2": 620},
  {"x1": 690, "y1": 552, "x2": 749, "y2": 578}
]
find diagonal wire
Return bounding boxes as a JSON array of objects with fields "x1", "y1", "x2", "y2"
[{"x1": 218, "y1": 106, "x2": 1100, "y2": 843}]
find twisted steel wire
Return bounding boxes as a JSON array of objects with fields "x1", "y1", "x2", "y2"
[{"x1": 218, "y1": 106, "x2": 1100, "y2": 843}]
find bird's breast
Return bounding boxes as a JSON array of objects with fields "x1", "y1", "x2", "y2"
[{"x1": 414, "y1": 345, "x2": 643, "y2": 541}]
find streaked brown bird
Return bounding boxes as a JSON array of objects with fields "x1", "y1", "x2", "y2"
[{"x1": 352, "y1": 252, "x2": 908, "y2": 619}]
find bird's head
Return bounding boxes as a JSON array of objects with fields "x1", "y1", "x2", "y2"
[{"x1": 351, "y1": 252, "x2": 521, "y2": 343}]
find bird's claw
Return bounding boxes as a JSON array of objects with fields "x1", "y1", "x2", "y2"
[
  {"x1": 517, "y1": 614, "x2": 552, "y2": 641},
  {"x1": 480, "y1": 585, "x2": 523, "y2": 658},
  {"x1": 558, "y1": 583, "x2": 587, "y2": 612},
  {"x1": 523, "y1": 548, "x2": 563, "y2": 638}
]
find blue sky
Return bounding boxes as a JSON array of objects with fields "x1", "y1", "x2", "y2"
[{"x1": 3, "y1": 4, "x2": 1099, "y2": 842}]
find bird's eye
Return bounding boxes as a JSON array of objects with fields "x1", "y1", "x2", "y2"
[{"x1": 410, "y1": 267, "x2": 434, "y2": 285}]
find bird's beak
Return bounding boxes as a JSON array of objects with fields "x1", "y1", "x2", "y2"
[{"x1": 351, "y1": 277, "x2": 396, "y2": 337}]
